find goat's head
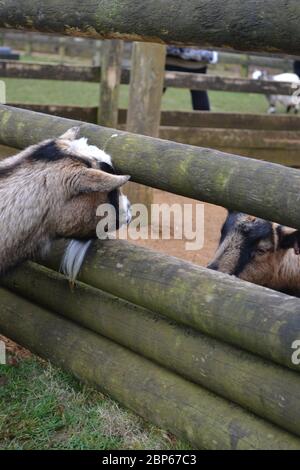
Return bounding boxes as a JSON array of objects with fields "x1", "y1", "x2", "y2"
[
  {"x1": 0, "y1": 127, "x2": 131, "y2": 280},
  {"x1": 207, "y1": 212, "x2": 300, "y2": 293},
  {"x1": 41, "y1": 127, "x2": 131, "y2": 239}
]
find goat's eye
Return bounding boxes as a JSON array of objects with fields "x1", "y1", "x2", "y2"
[{"x1": 256, "y1": 247, "x2": 267, "y2": 256}]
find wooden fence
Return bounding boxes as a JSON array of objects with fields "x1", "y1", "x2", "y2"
[
  {"x1": 1, "y1": 1, "x2": 300, "y2": 450},
  {"x1": 1, "y1": 58, "x2": 300, "y2": 165},
  {"x1": 0, "y1": 30, "x2": 296, "y2": 72},
  {"x1": 0, "y1": 1, "x2": 300, "y2": 55},
  {"x1": 0, "y1": 105, "x2": 300, "y2": 450}
]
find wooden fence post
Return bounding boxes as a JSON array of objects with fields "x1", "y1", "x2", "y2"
[
  {"x1": 24, "y1": 32, "x2": 33, "y2": 56},
  {"x1": 92, "y1": 40, "x2": 102, "y2": 66},
  {"x1": 58, "y1": 37, "x2": 66, "y2": 64},
  {"x1": 240, "y1": 54, "x2": 249, "y2": 77},
  {"x1": 126, "y1": 42, "x2": 166, "y2": 209},
  {"x1": 98, "y1": 39, "x2": 123, "y2": 128}
]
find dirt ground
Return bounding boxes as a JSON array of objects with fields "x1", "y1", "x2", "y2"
[
  {"x1": 0, "y1": 335, "x2": 32, "y2": 362},
  {"x1": 127, "y1": 188, "x2": 227, "y2": 267}
]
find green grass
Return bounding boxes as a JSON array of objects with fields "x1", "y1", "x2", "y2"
[
  {"x1": 0, "y1": 357, "x2": 189, "y2": 450},
  {"x1": 0, "y1": 51, "x2": 284, "y2": 113},
  {"x1": 3, "y1": 77, "x2": 269, "y2": 114}
]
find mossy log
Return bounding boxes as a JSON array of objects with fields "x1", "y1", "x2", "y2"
[
  {"x1": 7, "y1": 104, "x2": 300, "y2": 132},
  {"x1": 5, "y1": 105, "x2": 299, "y2": 166},
  {"x1": 2, "y1": 107, "x2": 298, "y2": 166},
  {"x1": 1, "y1": 105, "x2": 300, "y2": 229},
  {"x1": 3, "y1": 261, "x2": 300, "y2": 437},
  {"x1": 1, "y1": 287, "x2": 300, "y2": 450},
  {"x1": 0, "y1": 1, "x2": 300, "y2": 56},
  {"x1": 38, "y1": 239, "x2": 300, "y2": 373}
]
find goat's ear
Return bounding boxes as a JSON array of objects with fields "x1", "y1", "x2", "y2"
[
  {"x1": 59, "y1": 127, "x2": 81, "y2": 141},
  {"x1": 279, "y1": 229, "x2": 300, "y2": 255},
  {"x1": 76, "y1": 168, "x2": 130, "y2": 194}
]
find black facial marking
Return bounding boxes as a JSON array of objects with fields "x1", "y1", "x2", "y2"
[
  {"x1": 234, "y1": 239, "x2": 256, "y2": 276},
  {"x1": 108, "y1": 190, "x2": 120, "y2": 230},
  {"x1": 100, "y1": 162, "x2": 115, "y2": 174},
  {"x1": 29, "y1": 141, "x2": 93, "y2": 167},
  {"x1": 278, "y1": 227, "x2": 300, "y2": 251},
  {"x1": 0, "y1": 164, "x2": 14, "y2": 178},
  {"x1": 233, "y1": 219, "x2": 273, "y2": 276},
  {"x1": 100, "y1": 161, "x2": 120, "y2": 230},
  {"x1": 220, "y1": 212, "x2": 240, "y2": 243},
  {"x1": 29, "y1": 141, "x2": 67, "y2": 162}
]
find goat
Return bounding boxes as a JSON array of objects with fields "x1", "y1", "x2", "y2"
[
  {"x1": 207, "y1": 212, "x2": 300, "y2": 296},
  {"x1": 252, "y1": 70, "x2": 300, "y2": 114},
  {"x1": 0, "y1": 127, "x2": 131, "y2": 281}
]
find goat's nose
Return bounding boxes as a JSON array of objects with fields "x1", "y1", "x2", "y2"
[{"x1": 207, "y1": 261, "x2": 219, "y2": 271}]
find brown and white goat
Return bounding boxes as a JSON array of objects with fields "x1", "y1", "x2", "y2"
[
  {"x1": 0, "y1": 127, "x2": 131, "y2": 280},
  {"x1": 207, "y1": 212, "x2": 300, "y2": 296}
]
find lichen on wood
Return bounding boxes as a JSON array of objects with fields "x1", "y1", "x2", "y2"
[
  {"x1": 1, "y1": 286, "x2": 300, "y2": 450},
  {"x1": 37, "y1": 239, "x2": 300, "y2": 373},
  {"x1": 0, "y1": 1, "x2": 300, "y2": 55},
  {"x1": 3, "y1": 260, "x2": 300, "y2": 437},
  {"x1": 0, "y1": 105, "x2": 300, "y2": 230}
]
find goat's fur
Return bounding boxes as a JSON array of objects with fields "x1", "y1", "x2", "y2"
[
  {"x1": 252, "y1": 70, "x2": 300, "y2": 114},
  {"x1": 0, "y1": 127, "x2": 131, "y2": 279},
  {"x1": 208, "y1": 212, "x2": 300, "y2": 296}
]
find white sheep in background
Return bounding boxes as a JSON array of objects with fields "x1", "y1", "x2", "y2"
[{"x1": 252, "y1": 70, "x2": 300, "y2": 114}]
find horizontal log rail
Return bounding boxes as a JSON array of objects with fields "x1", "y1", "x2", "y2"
[
  {"x1": 1, "y1": 31, "x2": 297, "y2": 68},
  {"x1": 3, "y1": 260, "x2": 300, "y2": 437},
  {"x1": 1, "y1": 30, "x2": 298, "y2": 68},
  {"x1": 159, "y1": 127, "x2": 300, "y2": 149},
  {"x1": 0, "y1": 60, "x2": 100, "y2": 81},
  {"x1": 0, "y1": 1, "x2": 300, "y2": 56},
  {"x1": 164, "y1": 72, "x2": 300, "y2": 95},
  {"x1": 7, "y1": 103, "x2": 300, "y2": 131},
  {"x1": 1, "y1": 287, "x2": 299, "y2": 450},
  {"x1": 0, "y1": 105, "x2": 300, "y2": 229},
  {"x1": 2, "y1": 106, "x2": 299, "y2": 166},
  {"x1": 121, "y1": 110, "x2": 300, "y2": 131},
  {"x1": 218, "y1": 52, "x2": 295, "y2": 69},
  {"x1": 7, "y1": 103, "x2": 99, "y2": 123},
  {"x1": 38, "y1": 239, "x2": 300, "y2": 373},
  {"x1": 0, "y1": 60, "x2": 298, "y2": 95}
]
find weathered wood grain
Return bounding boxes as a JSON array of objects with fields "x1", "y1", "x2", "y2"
[
  {"x1": 38, "y1": 239, "x2": 300, "y2": 373},
  {"x1": 1, "y1": 286, "x2": 300, "y2": 450},
  {"x1": 3, "y1": 261, "x2": 300, "y2": 437},
  {"x1": 0, "y1": 105, "x2": 300, "y2": 229},
  {"x1": 0, "y1": 1, "x2": 300, "y2": 55},
  {"x1": 98, "y1": 39, "x2": 123, "y2": 128}
]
